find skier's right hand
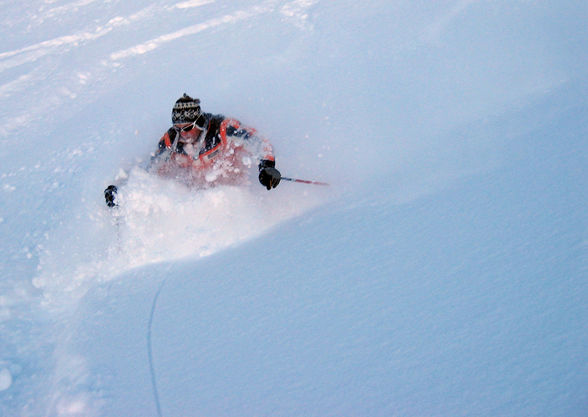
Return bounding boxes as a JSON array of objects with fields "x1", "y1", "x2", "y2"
[
  {"x1": 104, "y1": 185, "x2": 118, "y2": 207},
  {"x1": 258, "y1": 159, "x2": 281, "y2": 190}
]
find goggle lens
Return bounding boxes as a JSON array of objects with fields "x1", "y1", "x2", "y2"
[{"x1": 177, "y1": 114, "x2": 206, "y2": 132}]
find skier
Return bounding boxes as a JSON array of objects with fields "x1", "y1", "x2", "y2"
[{"x1": 104, "y1": 93, "x2": 281, "y2": 207}]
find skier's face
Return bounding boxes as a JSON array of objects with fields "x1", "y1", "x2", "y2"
[{"x1": 175, "y1": 122, "x2": 202, "y2": 144}]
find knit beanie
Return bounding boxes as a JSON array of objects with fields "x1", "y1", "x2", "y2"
[{"x1": 172, "y1": 93, "x2": 201, "y2": 124}]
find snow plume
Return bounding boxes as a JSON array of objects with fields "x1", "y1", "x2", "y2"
[
  {"x1": 33, "y1": 167, "x2": 327, "y2": 311},
  {"x1": 27, "y1": 166, "x2": 327, "y2": 414}
]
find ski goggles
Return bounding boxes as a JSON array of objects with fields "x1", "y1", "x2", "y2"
[{"x1": 176, "y1": 113, "x2": 207, "y2": 132}]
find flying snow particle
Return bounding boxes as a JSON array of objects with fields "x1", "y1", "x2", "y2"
[{"x1": 0, "y1": 368, "x2": 12, "y2": 391}]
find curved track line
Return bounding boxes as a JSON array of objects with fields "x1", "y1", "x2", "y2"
[{"x1": 147, "y1": 276, "x2": 169, "y2": 417}]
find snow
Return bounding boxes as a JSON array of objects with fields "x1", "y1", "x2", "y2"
[
  {"x1": 1, "y1": 1, "x2": 587, "y2": 416},
  {"x1": 0, "y1": 368, "x2": 12, "y2": 392}
]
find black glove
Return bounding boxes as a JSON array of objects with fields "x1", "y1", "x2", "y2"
[
  {"x1": 104, "y1": 185, "x2": 118, "y2": 207},
  {"x1": 258, "y1": 160, "x2": 281, "y2": 190}
]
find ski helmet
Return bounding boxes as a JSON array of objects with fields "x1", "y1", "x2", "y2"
[{"x1": 172, "y1": 93, "x2": 201, "y2": 124}]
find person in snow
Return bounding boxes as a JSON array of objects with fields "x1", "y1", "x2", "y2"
[{"x1": 104, "y1": 93, "x2": 281, "y2": 207}]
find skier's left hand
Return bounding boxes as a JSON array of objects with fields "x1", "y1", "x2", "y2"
[
  {"x1": 259, "y1": 166, "x2": 281, "y2": 190},
  {"x1": 104, "y1": 185, "x2": 118, "y2": 207}
]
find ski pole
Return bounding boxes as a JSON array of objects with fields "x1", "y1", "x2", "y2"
[{"x1": 280, "y1": 176, "x2": 329, "y2": 186}]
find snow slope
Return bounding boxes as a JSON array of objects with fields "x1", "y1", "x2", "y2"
[{"x1": 0, "y1": 1, "x2": 586, "y2": 416}]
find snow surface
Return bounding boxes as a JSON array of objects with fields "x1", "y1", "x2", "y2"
[{"x1": 0, "y1": 0, "x2": 587, "y2": 416}]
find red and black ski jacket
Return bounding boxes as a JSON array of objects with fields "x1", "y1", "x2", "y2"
[{"x1": 151, "y1": 113, "x2": 275, "y2": 186}]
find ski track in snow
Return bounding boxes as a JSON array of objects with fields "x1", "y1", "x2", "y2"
[
  {"x1": 0, "y1": 0, "x2": 316, "y2": 137},
  {"x1": 0, "y1": 0, "x2": 312, "y2": 74},
  {"x1": 17, "y1": 165, "x2": 328, "y2": 414},
  {"x1": 28, "y1": 166, "x2": 327, "y2": 414},
  {"x1": 109, "y1": 6, "x2": 271, "y2": 61}
]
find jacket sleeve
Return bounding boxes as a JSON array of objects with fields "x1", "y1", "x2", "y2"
[{"x1": 221, "y1": 118, "x2": 275, "y2": 167}]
